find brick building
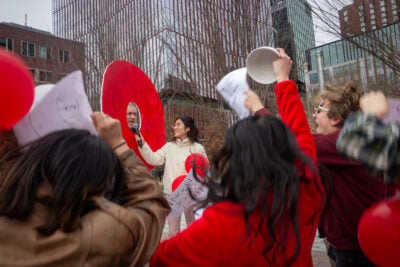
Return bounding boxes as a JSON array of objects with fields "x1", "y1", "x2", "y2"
[
  {"x1": 339, "y1": 0, "x2": 399, "y2": 37},
  {"x1": 0, "y1": 22, "x2": 85, "y2": 85}
]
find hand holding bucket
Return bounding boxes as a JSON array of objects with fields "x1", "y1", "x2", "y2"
[{"x1": 246, "y1": 46, "x2": 280, "y2": 84}]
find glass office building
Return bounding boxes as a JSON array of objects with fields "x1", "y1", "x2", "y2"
[
  {"x1": 305, "y1": 22, "x2": 400, "y2": 93},
  {"x1": 53, "y1": 0, "x2": 274, "y2": 110},
  {"x1": 271, "y1": 0, "x2": 315, "y2": 83}
]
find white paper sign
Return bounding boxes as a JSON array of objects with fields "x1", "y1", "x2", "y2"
[
  {"x1": 167, "y1": 170, "x2": 208, "y2": 218},
  {"x1": 216, "y1": 68, "x2": 250, "y2": 119},
  {"x1": 13, "y1": 71, "x2": 96, "y2": 146}
]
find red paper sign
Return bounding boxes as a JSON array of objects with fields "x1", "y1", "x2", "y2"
[{"x1": 101, "y1": 60, "x2": 165, "y2": 170}]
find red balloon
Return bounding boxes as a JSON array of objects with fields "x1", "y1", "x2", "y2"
[
  {"x1": 171, "y1": 174, "x2": 187, "y2": 192},
  {"x1": 358, "y1": 198, "x2": 400, "y2": 267},
  {"x1": 185, "y1": 153, "x2": 209, "y2": 178},
  {"x1": 0, "y1": 49, "x2": 34, "y2": 130}
]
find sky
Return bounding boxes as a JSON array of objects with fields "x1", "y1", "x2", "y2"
[
  {"x1": 0, "y1": 0, "x2": 336, "y2": 45},
  {"x1": 0, "y1": 0, "x2": 53, "y2": 33}
]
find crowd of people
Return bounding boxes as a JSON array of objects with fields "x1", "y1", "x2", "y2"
[{"x1": 0, "y1": 46, "x2": 398, "y2": 267}]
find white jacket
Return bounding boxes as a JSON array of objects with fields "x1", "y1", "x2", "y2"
[{"x1": 139, "y1": 138, "x2": 207, "y2": 194}]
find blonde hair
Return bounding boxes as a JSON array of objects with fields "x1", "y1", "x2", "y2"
[{"x1": 316, "y1": 82, "x2": 361, "y2": 128}]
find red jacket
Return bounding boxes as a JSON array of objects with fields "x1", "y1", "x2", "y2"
[
  {"x1": 150, "y1": 81, "x2": 324, "y2": 266},
  {"x1": 314, "y1": 131, "x2": 386, "y2": 251}
]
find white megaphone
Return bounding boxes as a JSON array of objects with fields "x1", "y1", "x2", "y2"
[{"x1": 246, "y1": 46, "x2": 280, "y2": 84}]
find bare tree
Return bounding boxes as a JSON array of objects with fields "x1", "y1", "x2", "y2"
[
  {"x1": 54, "y1": 0, "x2": 277, "y2": 156},
  {"x1": 155, "y1": 1, "x2": 276, "y2": 155},
  {"x1": 160, "y1": 1, "x2": 274, "y2": 94}
]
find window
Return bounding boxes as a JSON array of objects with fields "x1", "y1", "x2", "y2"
[
  {"x1": 309, "y1": 73, "x2": 318, "y2": 84},
  {"x1": 64, "y1": 50, "x2": 69, "y2": 62},
  {"x1": 29, "y1": 69, "x2": 36, "y2": 81},
  {"x1": 376, "y1": 59, "x2": 383, "y2": 69},
  {"x1": 39, "y1": 46, "x2": 52, "y2": 59},
  {"x1": 58, "y1": 73, "x2": 67, "y2": 80},
  {"x1": 378, "y1": 73, "x2": 385, "y2": 84},
  {"x1": 59, "y1": 49, "x2": 70, "y2": 63},
  {"x1": 390, "y1": 71, "x2": 395, "y2": 82},
  {"x1": 22, "y1": 41, "x2": 36, "y2": 57},
  {"x1": 343, "y1": 65, "x2": 350, "y2": 78},
  {"x1": 323, "y1": 70, "x2": 331, "y2": 82},
  {"x1": 351, "y1": 63, "x2": 358, "y2": 80},
  {"x1": 0, "y1": 37, "x2": 13, "y2": 51},
  {"x1": 39, "y1": 70, "x2": 52, "y2": 82},
  {"x1": 334, "y1": 67, "x2": 343, "y2": 80}
]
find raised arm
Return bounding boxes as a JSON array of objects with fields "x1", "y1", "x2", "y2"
[
  {"x1": 135, "y1": 134, "x2": 168, "y2": 166},
  {"x1": 273, "y1": 48, "x2": 316, "y2": 162},
  {"x1": 337, "y1": 110, "x2": 400, "y2": 183},
  {"x1": 337, "y1": 91, "x2": 398, "y2": 176},
  {"x1": 90, "y1": 112, "x2": 170, "y2": 266},
  {"x1": 245, "y1": 49, "x2": 315, "y2": 162},
  {"x1": 359, "y1": 91, "x2": 389, "y2": 119}
]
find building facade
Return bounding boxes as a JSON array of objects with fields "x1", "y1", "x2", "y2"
[
  {"x1": 53, "y1": 0, "x2": 276, "y2": 151},
  {"x1": 305, "y1": 23, "x2": 400, "y2": 96},
  {"x1": 0, "y1": 22, "x2": 84, "y2": 85},
  {"x1": 271, "y1": 0, "x2": 315, "y2": 85},
  {"x1": 340, "y1": 0, "x2": 399, "y2": 37}
]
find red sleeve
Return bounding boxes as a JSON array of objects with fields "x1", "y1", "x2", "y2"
[
  {"x1": 149, "y1": 209, "x2": 222, "y2": 266},
  {"x1": 274, "y1": 80, "x2": 316, "y2": 163}
]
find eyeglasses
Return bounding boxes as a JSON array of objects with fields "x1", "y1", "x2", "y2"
[{"x1": 314, "y1": 104, "x2": 329, "y2": 114}]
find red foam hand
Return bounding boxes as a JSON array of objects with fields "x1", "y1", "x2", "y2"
[
  {"x1": 171, "y1": 174, "x2": 187, "y2": 192},
  {"x1": 358, "y1": 198, "x2": 400, "y2": 267},
  {"x1": 185, "y1": 153, "x2": 209, "y2": 178},
  {"x1": 0, "y1": 49, "x2": 34, "y2": 130}
]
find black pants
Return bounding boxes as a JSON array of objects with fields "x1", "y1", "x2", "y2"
[{"x1": 328, "y1": 246, "x2": 375, "y2": 267}]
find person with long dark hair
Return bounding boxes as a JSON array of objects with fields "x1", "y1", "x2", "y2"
[
  {"x1": 135, "y1": 115, "x2": 207, "y2": 237},
  {"x1": 0, "y1": 112, "x2": 170, "y2": 266},
  {"x1": 149, "y1": 48, "x2": 324, "y2": 266}
]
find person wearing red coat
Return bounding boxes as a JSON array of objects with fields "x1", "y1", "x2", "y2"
[{"x1": 150, "y1": 48, "x2": 324, "y2": 266}]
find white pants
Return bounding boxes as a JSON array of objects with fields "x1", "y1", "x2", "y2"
[{"x1": 167, "y1": 205, "x2": 195, "y2": 237}]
